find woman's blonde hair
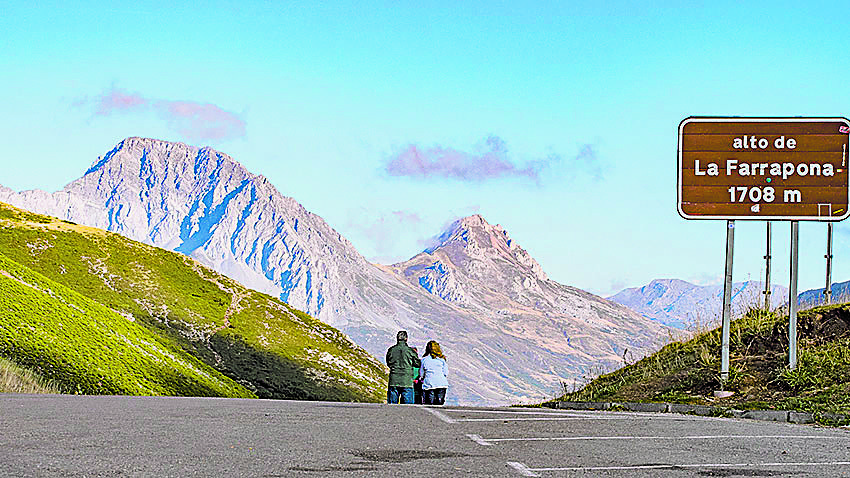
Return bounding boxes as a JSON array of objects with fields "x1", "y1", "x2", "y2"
[{"x1": 424, "y1": 340, "x2": 446, "y2": 360}]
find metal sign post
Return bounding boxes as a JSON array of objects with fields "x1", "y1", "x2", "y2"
[
  {"x1": 789, "y1": 221, "x2": 799, "y2": 369},
  {"x1": 764, "y1": 222, "x2": 772, "y2": 310},
  {"x1": 677, "y1": 117, "x2": 850, "y2": 381},
  {"x1": 720, "y1": 220, "x2": 734, "y2": 384},
  {"x1": 826, "y1": 223, "x2": 834, "y2": 305}
]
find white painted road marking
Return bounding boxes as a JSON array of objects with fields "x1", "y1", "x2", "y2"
[
  {"x1": 421, "y1": 406, "x2": 457, "y2": 424},
  {"x1": 445, "y1": 409, "x2": 600, "y2": 416},
  {"x1": 444, "y1": 408, "x2": 673, "y2": 418},
  {"x1": 508, "y1": 461, "x2": 850, "y2": 474},
  {"x1": 442, "y1": 408, "x2": 702, "y2": 421},
  {"x1": 470, "y1": 434, "x2": 848, "y2": 445},
  {"x1": 466, "y1": 434, "x2": 493, "y2": 446},
  {"x1": 453, "y1": 416, "x2": 688, "y2": 422},
  {"x1": 439, "y1": 407, "x2": 850, "y2": 476},
  {"x1": 507, "y1": 461, "x2": 540, "y2": 477}
]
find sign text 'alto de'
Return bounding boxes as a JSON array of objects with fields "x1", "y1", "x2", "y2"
[{"x1": 678, "y1": 117, "x2": 850, "y2": 221}]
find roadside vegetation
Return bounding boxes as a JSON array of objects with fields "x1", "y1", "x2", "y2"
[
  {"x1": 0, "y1": 201, "x2": 387, "y2": 402},
  {"x1": 552, "y1": 303, "x2": 850, "y2": 425},
  {"x1": 0, "y1": 356, "x2": 62, "y2": 394}
]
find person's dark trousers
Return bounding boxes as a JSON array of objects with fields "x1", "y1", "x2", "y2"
[
  {"x1": 413, "y1": 380, "x2": 423, "y2": 404},
  {"x1": 388, "y1": 386, "x2": 415, "y2": 404},
  {"x1": 423, "y1": 388, "x2": 447, "y2": 405}
]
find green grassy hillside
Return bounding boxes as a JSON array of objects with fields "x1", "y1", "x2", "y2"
[
  {"x1": 0, "y1": 202, "x2": 388, "y2": 401},
  {"x1": 0, "y1": 253, "x2": 253, "y2": 397},
  {"x1": 552, "y1": 304, "x2": 850, "y2": 424}
]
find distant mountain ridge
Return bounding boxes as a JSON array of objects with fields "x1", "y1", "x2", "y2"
[
  {"x1": 796, "y1": 280, "x2": 850, "y2": 308},
  {"x1": 608, "y1": 279, "x2": 789, "y2": 329},
  {"x1": 0, "y1": 137, "x2": 669, "y2": 405}
]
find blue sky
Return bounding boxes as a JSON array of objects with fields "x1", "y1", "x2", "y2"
[{"x1": 3, "y1": 1, "x2": 850, "y2": 297}]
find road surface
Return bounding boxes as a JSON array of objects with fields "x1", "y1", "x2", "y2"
[{"x1": 3, "y1": 394, "x2": 850, "y2": 477}]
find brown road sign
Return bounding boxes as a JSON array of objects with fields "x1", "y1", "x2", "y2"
[{"x1": 678, "y1": 117, "x2": 850, "y2": 221}]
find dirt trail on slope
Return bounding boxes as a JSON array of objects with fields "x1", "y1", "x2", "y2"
[{"x1": 187, "y1": 260, "x2": 247, "y2": 334}]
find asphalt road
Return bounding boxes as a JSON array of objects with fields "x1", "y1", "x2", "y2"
[{"x1": 3, "y1": 394, "x2": 850, "y2": 477}]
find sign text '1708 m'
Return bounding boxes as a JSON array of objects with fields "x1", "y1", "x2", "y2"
[{"x1": 677, "y1": 117, "x2": 850, "y2": 221}]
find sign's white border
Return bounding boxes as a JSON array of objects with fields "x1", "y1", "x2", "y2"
[{"x1": 677, "y1": 116, "x2": 850, "y2": 222}]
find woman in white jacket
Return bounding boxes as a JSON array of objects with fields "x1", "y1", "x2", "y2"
[{"x1": 419, "y1": 341, "x2": 448, "y2": 405}]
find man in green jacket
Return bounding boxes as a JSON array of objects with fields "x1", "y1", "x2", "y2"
[{"x1": 386, "y1": 330, "x2": 421, "y2": 404}]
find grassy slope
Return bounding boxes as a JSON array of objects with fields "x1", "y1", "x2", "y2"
[
  {"x1": 0, "y1": 202, "x2": 387, "y2": 402},
  {"x1": 553, "y1": 305, "x2": 850, "y2": 424},
  {"x1": 0, "y1": 253, "x2": 253, "y2": 397},
  {"x1": 0, "y1": 356, "x2": 61, "y2": 394}
]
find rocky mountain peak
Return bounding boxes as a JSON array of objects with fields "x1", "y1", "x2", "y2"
[
  {"x1": 429, "y1": 214, "x2": 509, "y2": 252},
  {"x1": 424, "y1": 214, "x2": 548, "y2": 283},
  {"x1": 457, "y1": 213, "x2": 490, "y2": 228},
  {"x1": 0, "y1": 136, "x2": 372, "y2": 321},
  {"x1": 84, "y1": 137, "x2": 249, "y2": 181}
]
